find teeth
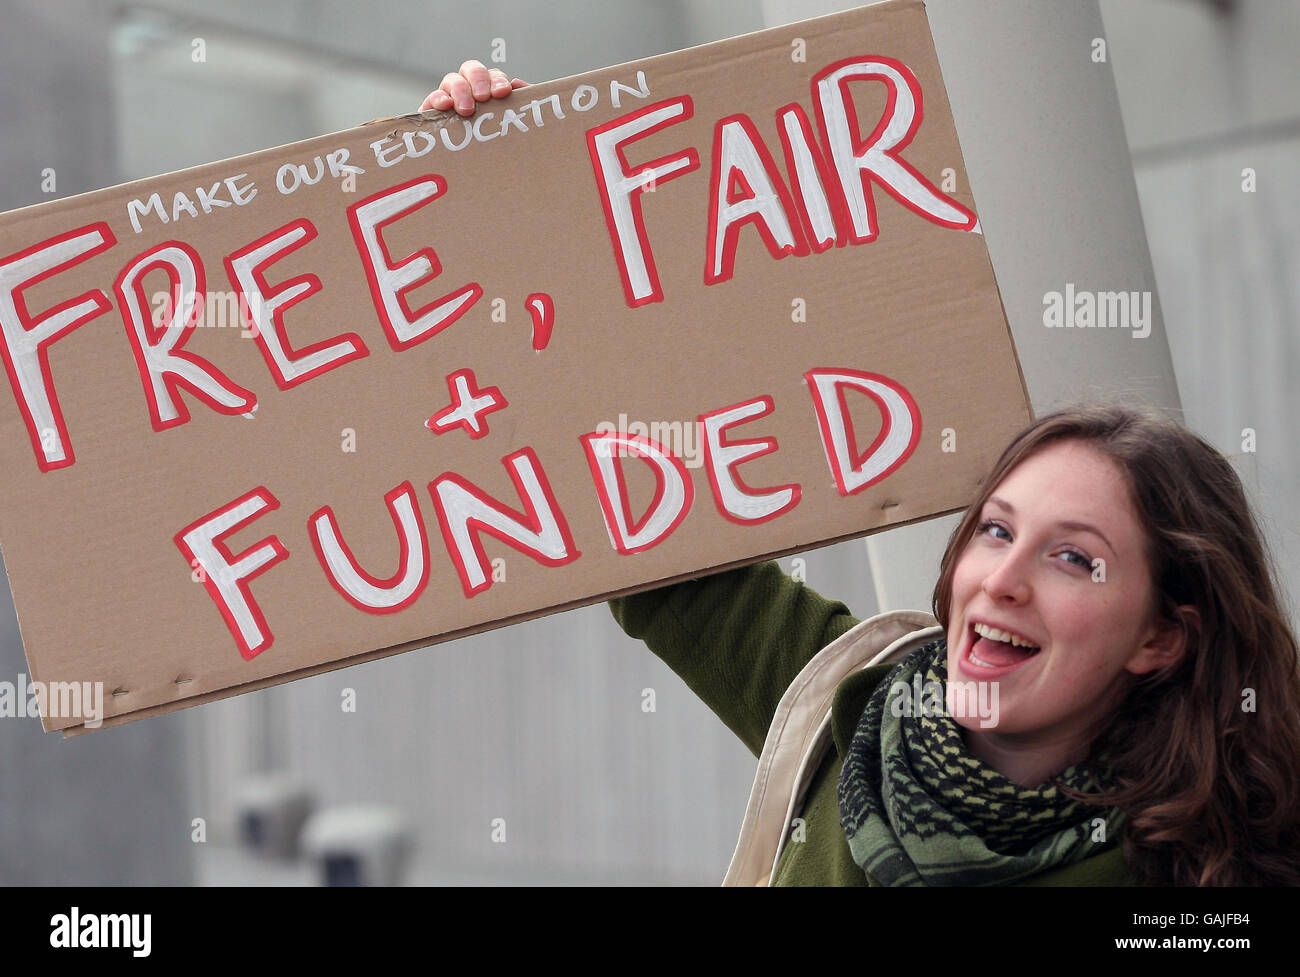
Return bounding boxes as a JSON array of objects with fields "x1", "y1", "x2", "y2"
[{"x1": 973, "y1": 621, "x2": 1040, "y2": 650}]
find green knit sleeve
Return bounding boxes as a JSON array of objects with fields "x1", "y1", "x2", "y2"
[{"x1": 608, "y1": 560, "x2": 861, "y2": 757}]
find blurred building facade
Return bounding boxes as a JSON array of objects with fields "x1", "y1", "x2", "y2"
[{"x1": 0, "y1": 0, "x2": 1294, "y2": 884}]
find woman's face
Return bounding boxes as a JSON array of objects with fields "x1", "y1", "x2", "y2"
[{"x1": 946, "y1": 439, "x2": 1176, "y2": 769}]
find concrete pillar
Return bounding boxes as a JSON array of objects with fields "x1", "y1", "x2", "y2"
[{"x1": 759, "y1": 0, "x2": 1180, "y2": 612}]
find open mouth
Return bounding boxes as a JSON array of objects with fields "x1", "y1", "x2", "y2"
[{"x1": 959, "y1": 620, "x2": 1042, "y2": 677}]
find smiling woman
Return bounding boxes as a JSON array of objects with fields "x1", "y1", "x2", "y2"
[
  {"x1": 611, "y1": 402, "x2": 1300, "y2": 886},
  {"x1": 927, "y1": 405, "x2": 1300, "y2": 886},
  {"x1": 945, "y1": 440, "x2": 1192, "y2": 789}
]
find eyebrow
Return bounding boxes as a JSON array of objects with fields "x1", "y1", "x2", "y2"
[{"x1": 985, "y1": 495, "x2": 1115, "y2": 554}]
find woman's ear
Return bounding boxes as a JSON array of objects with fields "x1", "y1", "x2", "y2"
[{"x1": 1127, "y1": 604, "x2": 1200, "y2": 676}]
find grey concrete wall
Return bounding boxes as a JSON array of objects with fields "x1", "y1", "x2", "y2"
[{"x1": 1101, "y1": 0, "x2": 1300, "y2": 626}]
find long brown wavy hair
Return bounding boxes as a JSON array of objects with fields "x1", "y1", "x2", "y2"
[{"x1": 932, "y1": 403, "x2": 1300, "y2": 885}]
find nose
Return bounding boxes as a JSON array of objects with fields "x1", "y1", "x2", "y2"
[{"x1": 981, "y1": 544, "x2": 1032, "y2": 605}]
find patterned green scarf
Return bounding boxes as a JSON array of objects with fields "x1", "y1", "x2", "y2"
[{"x1": 837, "y1": 639, "x2": 1124, "y2": 886}]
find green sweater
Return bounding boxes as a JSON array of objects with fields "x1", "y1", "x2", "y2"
[{"x1": 609, "y1": 560, "x2": 1134, "y2": 886}]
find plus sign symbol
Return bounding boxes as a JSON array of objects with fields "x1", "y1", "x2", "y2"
[{"x1": 425, "y1": 368, "x2": 508, "y2": 440}]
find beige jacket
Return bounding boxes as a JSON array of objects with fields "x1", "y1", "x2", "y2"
[{"x1": 723, "y1": 609, "x2": 942, "y2": 886}]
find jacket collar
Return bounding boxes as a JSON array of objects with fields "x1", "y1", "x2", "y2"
[{"x1": 831, "y1": 662, "x2": 898, "y2": 757}]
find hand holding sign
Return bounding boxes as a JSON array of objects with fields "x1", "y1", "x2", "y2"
[{"x1": 420, "y1": 60, "x2": 528, "y2": 115}]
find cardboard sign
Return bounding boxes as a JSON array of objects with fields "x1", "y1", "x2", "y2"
[{"x1": 0, "y1": 0, "x2": 1029, "y2": 734}]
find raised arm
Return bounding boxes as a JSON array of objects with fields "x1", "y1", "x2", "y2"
[{"x1": 609, "y1": 561, "x2": 860, "y2": 756}]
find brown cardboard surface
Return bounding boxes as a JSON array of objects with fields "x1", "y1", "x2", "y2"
[{"x1": 0, "y1": 0, "x2": 1030, "y2": 734}]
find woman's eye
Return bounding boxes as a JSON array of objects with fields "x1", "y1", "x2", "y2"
[
  {"x1": 1059, "y1": 550, "x2": 1092, "y2": 570},
  {"x1": 976, "y1": 519, "x2": 1011, "y2": 541}
]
